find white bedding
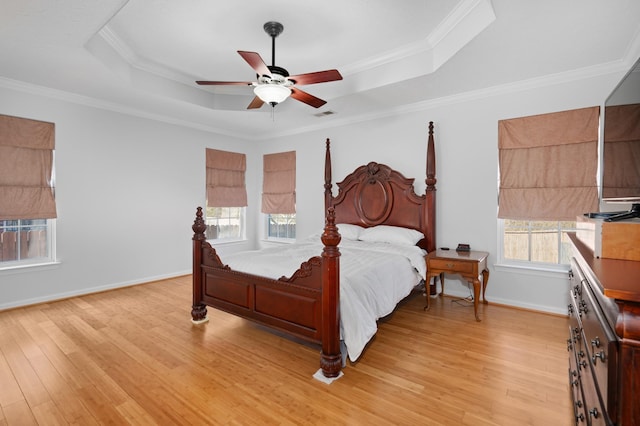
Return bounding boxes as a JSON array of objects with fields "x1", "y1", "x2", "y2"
[{"x1": 222, "y1": 237, "x2": 426, "y2": 362}]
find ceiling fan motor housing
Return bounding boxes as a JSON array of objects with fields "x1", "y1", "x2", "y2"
[
  {"x1": 263, "y1": 21, "x2": 284, "y2": 38},
  {"x1": 267, "y1": 65, "x2": 289, "y2": 77}
]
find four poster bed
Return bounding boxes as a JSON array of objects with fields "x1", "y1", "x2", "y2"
[{"x1": 191, "y1": 122, "x2": 437, "y2": 379}]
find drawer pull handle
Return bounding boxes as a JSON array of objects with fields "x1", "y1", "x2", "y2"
[
  {"x1": 568, "y1": 304, "x2": 574, "y2": 315},
  {"x1": 591, "y1": 337, "x2": 600, "y2": 348},
  {"x1": 446, "y1": 263, "x2": 454, "y2": 268},
  {"x1": 576, "y1": 413, "x2": 585, "y2": 422},
  {"x1": 592, "y1": 350, "x2": 606, "y2": 365},
  {"x1": 589, "y1": 408, "x2": 599, "y2": 419},
  {"x1": 579, "y1": 300, "x2": 588, "y2": 314}
]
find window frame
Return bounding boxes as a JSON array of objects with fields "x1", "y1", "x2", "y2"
[
  {"x1": 0, "y1": 218, "x2": 57, "y2": 271},
  {"x1": 497, "y1": 218, "x2": 575, "y2": 272},
  {"x1": 265, "y1": 213, "x2": 296, "y2": 242},
  {"x1": 205, "y1": 206, "x2": 246, "y2": 243}
]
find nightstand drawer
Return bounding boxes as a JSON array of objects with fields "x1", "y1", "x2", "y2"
[{"x1": 429, "y1": 258, "x2": 474, "y2": 273}]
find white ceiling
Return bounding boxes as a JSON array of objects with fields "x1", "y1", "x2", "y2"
[{"x1": 1, "y1": 0, "x2": 640, "y2": 140}]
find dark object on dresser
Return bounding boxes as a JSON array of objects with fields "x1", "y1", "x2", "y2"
[{"x1": 567, "y1": 233, "x2": 640, "y2": 425}]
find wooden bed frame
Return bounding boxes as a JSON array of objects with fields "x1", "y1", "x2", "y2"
[{"x1": 191, "y1": 122, "x2": 437, "y2": 378}]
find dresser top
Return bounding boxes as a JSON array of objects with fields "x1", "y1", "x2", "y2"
[{"x1": 569, "y1": 233, "x2": 640, "y2": 302}]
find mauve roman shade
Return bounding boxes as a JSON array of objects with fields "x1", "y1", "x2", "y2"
[
  {"x1": 602, "y1": 104, "x2": 640, "y2": 199},
  {"x1": 206, "y1": 148, "x2": 247, "y2": 207},
  {"x1": 0, "y1": 114, "x2": 56, "y2": 220},
  {"x1": 261, "y1": 151, "x2": 296, "y2": 214},
  {"x1": 498, "y1": 106, "x2": 599, "y2": 220}
]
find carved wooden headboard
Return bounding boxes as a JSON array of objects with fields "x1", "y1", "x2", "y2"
[{"x1": 323, "y1": 122, "x2": 437, "y2": 252}]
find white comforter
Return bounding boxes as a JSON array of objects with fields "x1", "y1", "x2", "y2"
[{"x1": 222, "y1": 237, "x2": 426, "y2": 362}]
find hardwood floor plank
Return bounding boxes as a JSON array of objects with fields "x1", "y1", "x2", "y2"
[
  {"x1": 1, "y1": 400, "x2": 37, "y2": 426},
  {"x1": 0, "y1": 276, "x2": 573, "y2": 425},
  {"x1": 0, "y1": 347, "x2": 24, "y2": 408},
  {"x1": 30, "y1": 400, "x2": 68, "y2": 426},
  {"x1": 0, "y1": 330, "x2": 50, "y2": 409}
]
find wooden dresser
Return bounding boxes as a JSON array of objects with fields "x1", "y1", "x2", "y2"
[{"x1": 567, "y1": 233, "x2": 640, "y2": 425}]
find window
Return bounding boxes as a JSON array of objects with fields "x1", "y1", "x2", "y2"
[
  {"x1": 498, "y1": 107, "x2": 599, "y2": 267},
  {"x1": 267, "y1": 213, "x2": 296, "y2": 240},
  {"x1": 0, "y1": 219, "x2": 55, "y2": 267},
  {"x1": 205, "y1": 148, "x2": 247, "y2": 242},
  {"x1": 262, "y1": 151, "x2": 296, "y2": 240},
  {"x1": 205, "y1": 207, "x2": 245, "y2": 241},
  {"x1": 500, "y1": 219, "x2": 576, "y2": 267},
  {"x1": 0, "y1": 114, "x2": 57, "y2": 270}
]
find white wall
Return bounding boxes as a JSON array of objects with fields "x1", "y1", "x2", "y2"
[
  {"x1": 0, "y1": 86, "x2": 257, "y2": 309},
  {"x1": 0, "y1": 68, "x2": 626, "y2": 314}
]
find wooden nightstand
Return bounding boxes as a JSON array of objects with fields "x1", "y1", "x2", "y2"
[{"x1": 425, "y1": 249, "x2": 489, "y2": 321}]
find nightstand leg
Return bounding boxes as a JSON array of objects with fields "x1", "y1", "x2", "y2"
[
  {"x1": 472, "y1": 279, "x2": 481, "y2": 321},
  {"x1": 482, "y1": 268, "x2": 489, "y2": 304},
  {"x1": 424, "y1": 275, "x2": 434, "y2": 311},
  {"x1": 439, "y1": 273, "x2": 445, "y2": 296}
]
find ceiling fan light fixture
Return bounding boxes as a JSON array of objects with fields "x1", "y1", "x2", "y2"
[{"x1": 254, "y1": 84, "x2": 291, "y2": 106}]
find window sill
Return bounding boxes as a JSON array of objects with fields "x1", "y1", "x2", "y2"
[
  {"x1": 0, "y1": 261, "x2": 61, "y2": 276},
  {"x1": 494, "y1": 262, "x2": 569, "y2": 278},
  {"x1": 262, "y1": 238, "x2": 296, "y2": 245},
  {"x1": 206, "y1": 238, "x2": 247, "y2": 246}
]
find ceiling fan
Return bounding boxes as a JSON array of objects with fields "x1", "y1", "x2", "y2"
[{"x1": 196, "y1": 21, "x2": 343, "y2": 109}]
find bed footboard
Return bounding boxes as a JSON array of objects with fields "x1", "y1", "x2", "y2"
[{"x1": 191, "y1": 207, "x2": 342, "y2": 378}]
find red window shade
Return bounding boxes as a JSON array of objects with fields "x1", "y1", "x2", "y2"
[
  {"x1": 206, "y1": 148, "x2": 247, "y2": 207},
  {"x1": 498, "y1": 106, "x2": 599, "y2": 220},
  {"x1": 0, "y1": 114, "x2": 56, "y2": 220},
  {"x1": 262, "y1": 151, "x2": 296, "y2": 214}
]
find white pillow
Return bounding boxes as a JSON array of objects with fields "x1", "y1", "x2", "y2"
[
  {"x1": 359, "y1": 225, "x2": 423, "y2": 246},
  {"x1": 336, "y1": 223, "x2": 364, "y2": 240}
]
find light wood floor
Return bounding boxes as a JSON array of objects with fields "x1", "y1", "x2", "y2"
[{"x1": 0, "y1": 275, "x2": 573, "y2": 425}]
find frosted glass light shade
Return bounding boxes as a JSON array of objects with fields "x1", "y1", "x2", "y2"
[{"x1": 254, "y1": 84, "x2": 291, "y2": 105}]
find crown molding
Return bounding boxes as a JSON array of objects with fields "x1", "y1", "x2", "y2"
[
  {"x1": 0, "y1": 76, "x2": 249, "y2": 140},
  {"x1": 0, "y1": 58, "x2": 632, "y2": 142}
]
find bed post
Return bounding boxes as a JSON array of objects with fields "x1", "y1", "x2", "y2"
[
  {"x1": 425, "y1": 121, "x2": 437, "y2": 253},
  {"x1": 324, "y1": 138, "x2": 333, "y2": 212},
  {"x1": 191, "y1": 207, "x2": 208, "y2": 324},
  {"x1": 320, "y1": 207, "x2": 342, "y2": 378}
]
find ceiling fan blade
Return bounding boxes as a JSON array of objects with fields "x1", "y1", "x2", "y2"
[
  {"x1": 288, "y1": 69, "x2": 342, "y2": 85},
  {"x1": 290, "y1": 88, "x2": 327, "y2": 108},
  {"x1": 247, "y1": 96, "x2": 265, "y2": 109},
  {"x1": 196, "y1": 81, "x2": 252, "y2": 85},
  {"x1": 238, "y1": 51, "x2": 271, "y2": 77}
]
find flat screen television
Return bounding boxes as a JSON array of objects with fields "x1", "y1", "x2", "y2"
[{"x1": 599, "y1": 56, "x2": 640, "y2": 221}]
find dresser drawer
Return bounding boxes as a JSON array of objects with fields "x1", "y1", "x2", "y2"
[
  {"x1": 428, "y1": 258, "x2": 474, "y2": 273},
  {"x1": 580, "y1": 328, "x2": 610, "y2": 426},
  {"x1": 568, "y1": 326, "x2": 588, "y2": 424},
  {"x1": 579, "y1": 281, "x2": 618, "y2": 420}
]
